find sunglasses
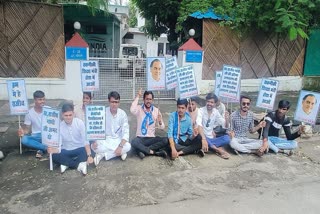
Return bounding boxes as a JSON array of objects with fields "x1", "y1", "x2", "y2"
[
  {"x1": 241, "y1": 102, "x2": 251, "y2": 106},
  {"x1": 206, "y1": 119, "x2": 211, "y2": 127}
]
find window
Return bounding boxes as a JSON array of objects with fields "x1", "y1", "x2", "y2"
[
  {"x1": 124, "y1": 33, "x2": 134, "y2": 39},
  {"x1": 85, "y1": 25, "x2": 107, "y2": 34}
]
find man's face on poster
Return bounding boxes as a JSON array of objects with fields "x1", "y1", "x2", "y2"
[
  {"x1": 302, "y1": 95, "x2": 316, "y2": 114},
  {"x1": 150, "y1": 60, "x2": 162, "y2": 82}
]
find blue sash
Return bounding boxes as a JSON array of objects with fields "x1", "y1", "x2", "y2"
[{"x1": 141, "y1": 104, "x2": 154, "y2": 135}]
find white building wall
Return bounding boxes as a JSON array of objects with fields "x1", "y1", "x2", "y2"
[{"x1": 124, "y1": 33, "x2": 147, "y2": 55}]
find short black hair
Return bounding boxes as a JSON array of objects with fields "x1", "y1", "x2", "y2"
[
  {"x1": 303, "y1": 94, "x2": 317, "y2": 103},
  {"x1": 240, "y1": 95, "x2": 251, "y2": 103},
  {"x1": 61, "y1": 103, "x2": 74, "y2": 113},
  {"x1": 177, "y1": 98, "x2": 188, "y2": 107},
  {"x1": 143, "y1": 91, "x2": 154, "y2": 99},
  {"x1": 205, "y1": 93, "x2": 218, "y2": 103},
  {"x1": 150, "y1": 59, "x2": 162, "y2": 68},
  {"x1": 83, "y1": 92, "x2": 92, "y2": 100},
  {"x1": 108, "y1": 91, "x2": 120, "y2": 100},
  {"x1": 278, "y1": 100, "x2": 290, "y2": 109},
  {"x1": 33, "y1": 90, "x2": 45, "y2": 99}
]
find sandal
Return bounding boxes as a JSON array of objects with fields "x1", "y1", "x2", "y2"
[
  {"x1": 216, "y1": 152, "x2": 230, "y2": 159},
  {"x1": 36, "y1": 150, "x2": 43, "y2": 159}
]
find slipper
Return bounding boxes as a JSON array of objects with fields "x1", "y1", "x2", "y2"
[
  {"x1": 35, "y1": 150, "x2": 44, "y2": 159},
  {"x1": 216, "y1": 152, "x2": 230, "y2": 159}
]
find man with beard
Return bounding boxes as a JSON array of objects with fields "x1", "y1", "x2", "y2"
[
  {"x1": 197, "y1": 93, "x2": 231, "y2": 159},
  {"x1": 230, "y1": 95, "x2": 267, "y2": 156},
  {"x1": 262, "y1": 100, "x2": 305, "y2": 154},
  {"x1": 92, "y1": 91, "x2": 131, "y2": 165},
  {"x1": 130, "y1": 89, "x2": 168, "y2": 159},
  {"x1": 165, "y1": 98, "x2": 203, "y2": 159},
  {"x1": 18, "y1": 90, "x2": 48, "y2": 158}
]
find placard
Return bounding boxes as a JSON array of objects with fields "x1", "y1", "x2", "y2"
[
  {"x1": 81, "y1": 60, "x2": 99, "y2": 92},
  {"x1": 214, "y1": 71, "x2": 222, "y2": 96},
  {"x1": 256, "y1": 79, "x2": 279, "y2": 110},
  {"x1": 219, "y1": 65, "x2": 241, "y2": 101},
  {"x1": 165, "y1": 57, "x2": 178, "y2": 90},
  {"x1": 6, "y1": 79, "x2": 29, "y2": 115},
  {"x1": 147, "y1": 57, "x2": 166, "y2": 91},
  {"x1": 41, "y1": 107, "x2": 60, "y2": 148},
  {"x1": 294, "y1": 90, "x2": 320, "y2": 125},
  {"x1": 85, "y1": 105, "x2": 106, "y2": 140},
  {"x1": 176, "y1": 65, "x2": 198, "y2": 99}
]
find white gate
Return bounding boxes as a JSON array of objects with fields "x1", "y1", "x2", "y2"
[{"x1": 90, "y1": 57, "x2": 175, "y2": 101}]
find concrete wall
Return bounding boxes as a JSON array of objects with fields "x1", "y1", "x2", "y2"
[{"x1": 0, "y1": 60, "x2": 83, "y2": 103}]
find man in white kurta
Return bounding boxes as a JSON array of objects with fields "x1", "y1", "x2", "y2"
[{"x1": 92, "y1": 91, "x2": 131, "y2": 165}]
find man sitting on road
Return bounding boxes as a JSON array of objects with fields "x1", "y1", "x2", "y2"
[
  {"x1": 48, "y1": 103, "x2": 93, "y2": 175},
  {"x1": 130, "y1": 89, "x2": 168, "y2": 159},
  {"x1": 92, "y1": 91, "x2": 131, "y2": 165},
  {"x1": 187, "y1": 97, "x2": 199, "y2": 137},
  {"x1": 165, "y1": 98, "x2": 203, "y2": 160},
  {"x1": 262, "y1": 100, "x2": 305, "y2": 155},
  {"x1": 197, "y1": 93, "x2": 231, "y2": 159},
  {"x1": 230, "y1": 95, "x2": 267, "y2": 156},
  {"x1": 18, "y1": 90, "x2": 48, "y2": 159}
]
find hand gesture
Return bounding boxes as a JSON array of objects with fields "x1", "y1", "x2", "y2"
[{"x1": 137, "y1": 88, "x2": 143, "y2": 97}]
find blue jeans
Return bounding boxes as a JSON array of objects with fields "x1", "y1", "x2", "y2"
[
  {"x1": 52, "y1": 147, "x2": 87, "y2": 168},
  {"x1": 268, "y1": 136, "x2": 298, "y2": 153},
  {"x1": 206, "y1": 135, "x2": 230, "y2": 148},
  {"x1": 21, "y1": 133, "x2": 47, "y2": 152}
]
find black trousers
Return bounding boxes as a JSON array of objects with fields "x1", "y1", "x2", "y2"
[
  {"x1": 165, "y1": 135, "x2": 202, "y2": 156},
  {"x1": 131, "y1": 136, "x2": 168, "y2": 155}
]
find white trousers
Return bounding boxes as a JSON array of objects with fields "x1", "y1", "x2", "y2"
[
  {"x1": 230, "y1": 137, "x2": 263, "y2": 153},
  {"x1": 94, "y1": 137, "x2": 131, "y2": 160}
]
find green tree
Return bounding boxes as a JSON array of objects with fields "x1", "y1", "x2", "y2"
[
  {"x1": 24, "y1": 0, "x2": 108, "y2": 15},
  {"x1": 128, "y1": 1, "x2": 138, "y2": 27},
  {"x1": 133, "y1": 0, "x2": 320, "y2": 43}
]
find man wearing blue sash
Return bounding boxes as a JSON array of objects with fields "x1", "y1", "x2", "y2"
[
  {"x1": 130, "y1": 89, "x2": 168, "y2": 159},
  {"x1": 165, "y1": 98, "x2": 203, "y2": 159}
]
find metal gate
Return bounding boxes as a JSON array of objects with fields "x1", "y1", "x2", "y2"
[{"x1": 90, "y1": 57, "x2": 175, "y2": 101}]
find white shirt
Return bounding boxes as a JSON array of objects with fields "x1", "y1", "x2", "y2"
[
  {"x1": 60, "y1": 118, "x2": 89, "y2": 150},
  {"x1": 196, "y1": 107, "x2": 225, "y2": 139},
  {"x1": 24, "y1": 106, "x2": 48, "y2": 134},
  {"x1": 106, "y1": 107, "x2": 129, "y2": 142}
]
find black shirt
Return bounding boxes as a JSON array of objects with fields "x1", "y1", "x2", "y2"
[{"x1": 262, "y1": 110, "x2": 300, "y2": 140}]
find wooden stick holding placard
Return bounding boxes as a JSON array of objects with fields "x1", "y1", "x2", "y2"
[
  {"x1": 49, "y1": 153, "x2": 53, "y2": 171},
  {"x1": 18, "y1": 115, "x2": 22, "y2": 154}
]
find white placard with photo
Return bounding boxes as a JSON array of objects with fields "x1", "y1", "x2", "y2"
[
  {"x1": 147, "y1": 57, "x2": 166, "y2": 91},
  {"x1": 294, "y1": 90, "x2": 320, "y2": 125}
]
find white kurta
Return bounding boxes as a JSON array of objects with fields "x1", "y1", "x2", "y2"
[{"x1": 95, "y1": 107, "x2": 131, "y2": 160}]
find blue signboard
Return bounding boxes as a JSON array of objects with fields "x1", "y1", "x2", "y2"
[
  {"x1": 65, "y1": 47, "x2": 88, "y2": 60},
  {"x1": 186, "y1": 50, "x2": 203, "y2": 63}
]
